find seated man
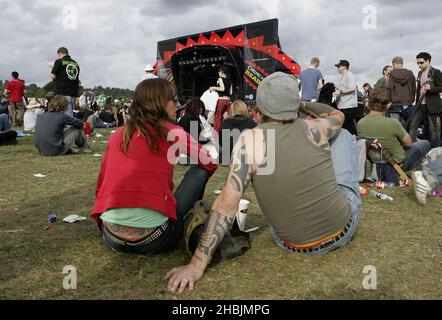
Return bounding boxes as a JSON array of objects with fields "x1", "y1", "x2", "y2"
[
  {"x1": 165, "y1": 72, "x2": 361, "y2": 294},
  {"x1": 35, "y1": 96, "x2": 92, "y2": 156},
  {"x1": 0, "y1": 113, "x2": 11, "y2": 132},
  {"x1": 357, "y1": 87, "x2": 431, "y2": 173},
  {"x1": 0, "y1": 114, "x2": 17, "y2": 146},
  {"x1": 0, "y1": 97, "x2": 9, "y2": 114}
]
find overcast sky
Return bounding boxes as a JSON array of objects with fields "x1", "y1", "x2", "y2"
[{"x1": 1, "y1": 0, "x2": 441, "y2": 90}]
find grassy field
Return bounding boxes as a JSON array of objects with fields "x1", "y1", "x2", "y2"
[{"x1": 0, "y1": 128, "x2": 441, "y2": 300}]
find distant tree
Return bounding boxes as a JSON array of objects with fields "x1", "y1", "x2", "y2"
[
  {"x1": 42, "y1": 81, "x2": 55, "y2": 93},
  {"x1": 1, "y1": 80, "x2": 134, "y2": 100},
  {"x1": 26, "y1": 83, "x2": 40, "y2": 98}
]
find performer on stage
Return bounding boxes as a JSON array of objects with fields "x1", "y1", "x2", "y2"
[{"x1": 210, "y1": 67, "x2": 233, "y2": 134}]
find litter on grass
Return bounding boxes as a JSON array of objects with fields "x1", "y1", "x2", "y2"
[{"x1": 63, "y1": 215, "x2": 87, "y2": 223}]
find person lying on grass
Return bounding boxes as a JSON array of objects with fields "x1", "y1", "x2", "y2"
[
  {"x1": 92, "y1": 79, "x2": 217, "y2": 255},
  {"x1": 165, "y1": 72, "x2": 362, "y2": 294},
  {"x1": 35, "y1": 96, "x2": 92, "y2": 156}
]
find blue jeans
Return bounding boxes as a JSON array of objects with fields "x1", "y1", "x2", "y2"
[
  {"x1": 387, "y1": 105, "x2": 411, "y2": 128},
  {"x1": 0, "y1": 114, "x2": 11, "y2": 132},
  {"x1": 271, "y1": 129, "x2": 362, "y2": 255},
  {"x1": 425, "y1": 157, "x2": 442, "y2": 186},
  {"x1": 409, "y1": 104, "x2": 441, "y2": 148},
  {"x1": 64, "y1": 96, "x2": 76, "y2": 118},
  {"x1": 102, "y1": 165, "x2": 210, "y2": 255},
  {"x1": 402, "y1": 140, "x2": 432, "y2": 172}
]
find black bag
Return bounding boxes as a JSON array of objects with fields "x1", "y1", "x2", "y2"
[{"x1": 184, "y1": 200, "x2": 252, "y2": 267}]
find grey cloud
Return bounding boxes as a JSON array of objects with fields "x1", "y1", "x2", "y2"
[{"x1": 139, "y1": 0, "x2": 209, "y2": 17}]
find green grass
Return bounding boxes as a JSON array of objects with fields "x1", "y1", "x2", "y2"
[{"x1": 0, "y1": 128, "x2": 441, "y2": 300}]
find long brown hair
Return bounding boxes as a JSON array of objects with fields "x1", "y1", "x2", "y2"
[{"x1": 121, "y1": 79, "x2": 176, "y2": 155}]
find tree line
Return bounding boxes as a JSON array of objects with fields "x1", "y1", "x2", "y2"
[{"x1": 0, "y1": 80, "x2": 135, "y2": 100}]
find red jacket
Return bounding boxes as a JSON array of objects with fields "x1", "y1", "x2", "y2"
[
  {"x1": 84, "y1": 121, "x2": 91, "y2": 137},
  {"x1": 91, "y1": 123, "x2": 217, "y2": 228}
]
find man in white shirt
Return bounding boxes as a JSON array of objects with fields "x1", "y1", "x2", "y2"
[{"x1": 334, "y1": 60, "x2": 361, "y2": 135}]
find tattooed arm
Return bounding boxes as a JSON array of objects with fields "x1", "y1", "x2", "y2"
[
  {"x1": 304, "y1": 109, "x2": 345, "y2": 150},
  {"x1": 165, "y1": 131, "x2": 255, "y2": 294}
]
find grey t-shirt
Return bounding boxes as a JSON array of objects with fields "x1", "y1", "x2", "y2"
[
  {"x1": 336, "y1": 71, "x2": 358, "y2": 110},
  {"x1": 252, "y1": 121, "x2": 352, "y2": 245}
]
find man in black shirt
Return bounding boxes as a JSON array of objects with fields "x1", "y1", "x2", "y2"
[{"x1": 50, "y1": 47, "x2": 80, "y2": 118}]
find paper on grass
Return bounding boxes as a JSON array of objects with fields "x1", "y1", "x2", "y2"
[{"x1": 63, "y1": 215, "x2": 87, "y2": 223}]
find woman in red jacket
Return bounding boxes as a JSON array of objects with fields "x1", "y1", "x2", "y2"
[{"x1": 92, "y1": 79, "x2": 217, "y2": 255}]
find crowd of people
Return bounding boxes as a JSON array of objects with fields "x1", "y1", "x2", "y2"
[{"x1": 2, "y1": 46, "x2": 442, "y2": 294}]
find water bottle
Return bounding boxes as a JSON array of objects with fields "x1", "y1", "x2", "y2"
[{"x1": 370, "y1": 190, "x2": 393, "y2": 201}]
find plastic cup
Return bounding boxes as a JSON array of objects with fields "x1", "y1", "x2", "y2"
[{"x1": 235, "y1": 200, "x2": 250, "y2": 231}]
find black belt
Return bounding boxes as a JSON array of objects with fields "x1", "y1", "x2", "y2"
[{"x1": 282, "y1": 218, "x2": 354, "y2": 254}]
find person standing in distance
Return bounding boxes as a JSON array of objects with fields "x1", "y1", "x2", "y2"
[
  {"x1": 144, "y1": 64, "x2": 158, "y2": 80},
  {"x1": 50, "y1": 47, "x2": 80, "y2": 118},
  {"x1": 299, "y1": 57, "x2": 324, "y2": 102},
  {"x1": 409, "y1": 52, "x2": 442, "y2": 148},
  {"x1": 334, "y1": 60, "x2": 360, "y2": 136},
  {"x1": 4, "y1": 71, "x2": 26, "y2": 127}
]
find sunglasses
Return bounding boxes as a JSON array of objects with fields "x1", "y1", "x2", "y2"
[{"x1": 417, "y1": 61, "x2": 426, "y2": 65}]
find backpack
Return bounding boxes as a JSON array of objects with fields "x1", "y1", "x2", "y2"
[{"x1": 184, "y1": 200, "x2": 252, "y2": 267}]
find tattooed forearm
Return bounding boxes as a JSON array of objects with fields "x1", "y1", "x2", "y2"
[
  {"x1": 230, "y1": 144, "x2": 251, "y2": 194},
  {"x1": 195, "y1": 211, "x2": 234, "y2": 263}
]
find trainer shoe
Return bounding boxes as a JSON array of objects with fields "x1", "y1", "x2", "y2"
[{"x1": 412, "y1": 171, "x2": 432, "y2": 206}]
